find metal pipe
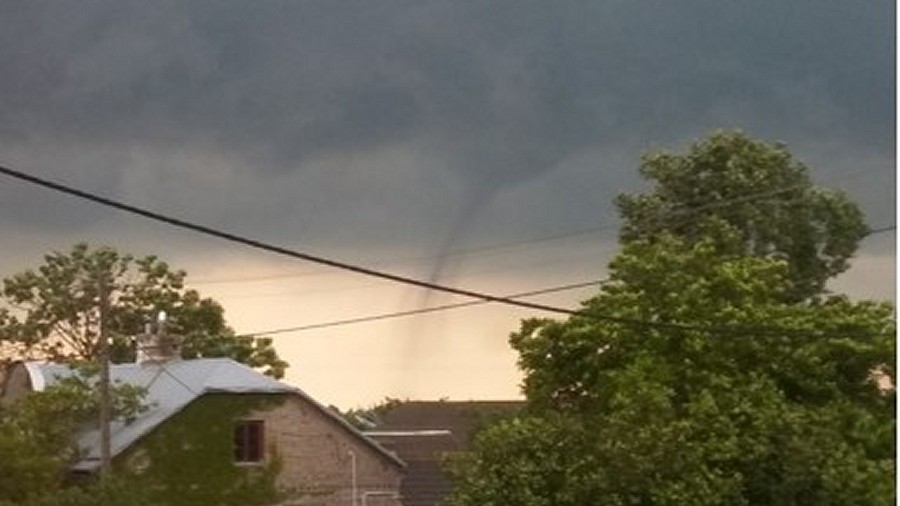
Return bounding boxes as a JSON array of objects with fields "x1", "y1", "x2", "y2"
[
  {"x1": 361, "y1": 491, "x2": 400, "y2": 506},
  {"x1": 348, "y1": 450, "x2": 357, "y2": 506}
]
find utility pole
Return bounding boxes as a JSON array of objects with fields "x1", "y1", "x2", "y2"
[{"x1": 98, "y1": 276, "x2": 112, "y2": 479}]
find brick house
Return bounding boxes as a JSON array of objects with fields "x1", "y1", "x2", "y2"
[{"x1": 1, "y1": 354, "x2": 405, "y2": 506}]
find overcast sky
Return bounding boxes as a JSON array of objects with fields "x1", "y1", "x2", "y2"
[{"x1": 0, "y1": 1, "x2": 895, "y2": 407}]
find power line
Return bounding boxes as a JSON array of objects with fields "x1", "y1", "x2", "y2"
[
  {"x1": 867, "y1": 225, "x2": 896, "y2": 236},
  {"x1": 241, "y1": 226, "x2": 895, "y2": 336},
  {"x1": 4, "y1": 164, "x2": 730, "y2": 335},
  {"x1": 191, "y1": 225, "x2": 613, "y2": 286},
  {"x1": 190, "y1": 170, "x2": 888, "y2": 287},
  {"x1": 243, "y1": 222, "x2": 894, "y2": 334},
  {"x1": 190, "y1": 225, "x2": 896, "y2": 304},
  {"x1": 0, "y1": 164, "x2": 888, "y2": 338},
  {"x1": 187, "y1": 220, "x2": 892, "y2": 308},
  {"x1": 244, "y1": 279, "x2": 607, "y2": 336},
  {"x1": 0, "y1": 164, "x2": 588, "y2": 318},
  {"x1": 0, "y1": 164, "x2": 824, "y2": 337}
]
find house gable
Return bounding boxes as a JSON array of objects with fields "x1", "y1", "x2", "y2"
[
  {"x1": 114, "y1": 393, "x2": 285, "y2": 506},
  {"x1": 114, "y1": 392, "x2": 404, "y2": 506},
  {"x1": 5, "y1": 358, "x2": 405, "y2": 506},
  {"x1": 262, "y1": 394, "x2": 404, "y2": 504}
]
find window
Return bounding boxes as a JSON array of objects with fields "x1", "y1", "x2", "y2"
[{"x1": 234, "y1": 420, "x2": 265, "y2": 463}]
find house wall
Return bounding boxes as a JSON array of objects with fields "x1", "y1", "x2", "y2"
[
  {"x1": 113, "y1": 393, "x2": 401, "y2": 506},
  {"x1": 260, "y1": 395, "x2": 403, "y2": 506},
  {"x1": 1, "y1": 361, "x2": 404, "y2": 506}
]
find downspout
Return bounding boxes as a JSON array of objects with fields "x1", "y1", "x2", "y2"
[{"x1": 348, "y1": 449, "x2": 357, "y2": 506}]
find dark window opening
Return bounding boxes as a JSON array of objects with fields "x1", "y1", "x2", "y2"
[{"x1": 234, "y1": 420, "x2": 264, "y2": 463}]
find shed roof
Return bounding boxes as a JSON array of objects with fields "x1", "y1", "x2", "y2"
[
  {"x1": 375, "y1": 400, "x2": 525, "y2": 448},
  {"x1": 366, "y1": 400, "x2": 524, "y2": 506}
]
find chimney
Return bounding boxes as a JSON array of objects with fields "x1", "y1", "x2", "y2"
[{"x1": 136, "y1": 311, "x2": 182, "y2": 365}]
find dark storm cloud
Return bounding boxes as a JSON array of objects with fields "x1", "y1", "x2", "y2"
[{"x1": 0, "y1": 0, "x2": 893, "y2": 247}]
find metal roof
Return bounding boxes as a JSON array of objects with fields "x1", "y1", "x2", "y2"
[{"x1": 24, "y1": 358, "x2": 403, "y2": 471}]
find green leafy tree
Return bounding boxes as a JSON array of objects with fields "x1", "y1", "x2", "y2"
[
  {"x1": 451, "y1": 233, "x2": 894, "y2": 505},
  {"x1": 0, "y1": 366, "x2": 147, "y2": 504},
  {"x1": 446, "y1": 414, "x2": 601, "y2": 506},
  {"x1": 0, "y1": 367, "x2": 283, "y2": 506},
  {"x1": 0, "y1": 243, "x2": 287, "y2": 377},
  {"x1": 0, "y1": 477, "x2": 155, "y2": 506},
  {"x1": 616, "y1": 131, "x2": 868, "y2": 300},
  {"x1": 447, "y1": 133, "x2": 894, "y2": 506}
]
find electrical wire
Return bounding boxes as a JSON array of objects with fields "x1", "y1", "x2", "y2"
[
  {"x1": 866, "y1": 225, "x2": 896, "y2": 235},
  {"x1": 241, "y1": 219, "x2": 893, "y2": 336},
  {"x1": 243, "y1": 279, "x2": 607, "y2": 337},
  {"x1": 242, "y1": 224, "x2": 894, "y2": 336},
  {"x1": 0, "y1": 164, "x2": 586, "y2": 319},
  {"x1": 190, "y1": 227, "x2": 612, "y2": 286},
  {"x1": 189, "y1": 168, "x2": 889, "y2": 286},
  {"x1": 198, "y1": 222, "x2": 895, "y2": 337},
  {"x1": 0, "y1": 164, "x2": 890, "y2": 338},
  {"x1": 0, "y1": 164, "x2": 718, "y2": 333}
]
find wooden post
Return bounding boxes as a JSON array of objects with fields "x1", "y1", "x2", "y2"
[{"x1": 98, "y1": 276, "x2": 112, "y2": 479}]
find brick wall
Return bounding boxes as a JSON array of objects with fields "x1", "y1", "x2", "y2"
[{"x1": 258, "y1": 395, "x2": 403, "y2": 506}]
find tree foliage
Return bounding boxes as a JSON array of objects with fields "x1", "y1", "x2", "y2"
[
  {"x1": 0, "y1": 243, "x2": 287, "y2": 377},
  {"x1": 117, "y1": 394, "x2": 283, "y2": 506},
  {"x1": 445, "y1": 414, "x2": 600, "y2": 506},
  {"x1": 0, "y1": 366, "x2": 147, "y2": 504},
  {"x1": 0, "y1": 368, "x2": 283, "y2": 506},
  {"x1": 616, "y1": 131, "x2": 868, "y2": 301},
  {"x1": 447, "y1": 133, "x2": 894, "y2": 506},
  {"x1": 0, "y1": 477, "x2": 155, "y2": 506}
]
